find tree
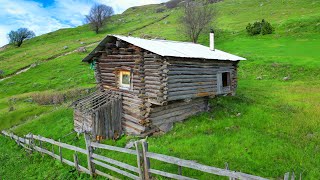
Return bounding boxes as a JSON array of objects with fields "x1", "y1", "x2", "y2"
[
  {"x1": 8, "y1": 28, "x2": 35, "y2": 47},
  {"x1": 180, "y1": 1, "x2": 215, "y2": 43},
  {"x1": 85, "y1": 4, "x2": 114, "y2": 34}
]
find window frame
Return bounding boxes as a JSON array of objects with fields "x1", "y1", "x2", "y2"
[
  {"x1": 119, "y1": 70, "x2": 131, "y2": 90},
  {"x1": 217, "y1": 71, "x2": 232, "y2": 94}
]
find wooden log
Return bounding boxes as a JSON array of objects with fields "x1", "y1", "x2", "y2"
[
  {"x1": 168, "y1": 71, "x2": 217, "y2": 75},
  {"x1": 168, "y1": 89, "x2": 215, "y2": 96},
  {"x1": 168, "y1": 93, "x2": 215, "y2": 101},
  {"x1": 169, "y1": 85, "x2": 216, "y2": 92},
  {"x1": 168, "y1": 82, "x2": 215, "y2": 88},
  {"x1": 168, "y1": 78, "x2": 216, "y2": 83}
]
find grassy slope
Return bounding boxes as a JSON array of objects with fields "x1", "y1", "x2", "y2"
[{"x1": 1, "y1": 0, "x2": 320, "y2": 179}]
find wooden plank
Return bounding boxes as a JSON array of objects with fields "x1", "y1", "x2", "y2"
[
  {"x1": 92, "y1": 160, "x2": 139, "y2": 179},
  {"x1": 90, "y1": 142, "x2": 137, "y2": 155},
  {"x1": 149, "y1": 169, "x2": 196, "y2": 180},
  {"x1": 33, "y1": 145, "x2": 90, "y2": 174},
  {"x1": 92, "y1": 153, "x2": 139, "y2": 173},
  {"x1": 28, "y1": 135, "x2": 87, "y2": 154},
  {"x1": 146, "y1": 152, "x2": 268, "y2": 180},
  {"x1": 95, "y1": 170, "x2": 120, "y2": 180}
]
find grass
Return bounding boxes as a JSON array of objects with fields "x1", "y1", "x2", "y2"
[{"x1": 0, "y1": 0, "x2": 320, "y2": 179}]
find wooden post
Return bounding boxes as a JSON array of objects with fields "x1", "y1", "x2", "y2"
[
  {"x1": 135, "y1": 141, "x2": 144, "y2": 180},
  {"x1": 51, "y1": 144, "x2": 54, "y2": 159},
  {"x1": 178, "y1": 166, "x2": 182, "y2": 175},
  {"x1": 142, "y1": 141, "x2": 151, "y2": 180},
  {"x1": 39, "y1": 135, "x2": 43, "y2": 156},
  {"x1": 58, "y1": 139, "x2": 62, "y2": 163},
  {"x1": 30, "y1": 133, "x2": 34, "y2": 152},
  {"x1": 74, "y1": 152, "x2": 80, "y2": 176},
  {"x1": 84, "y1": 133, "x2": 95, "y2": 176},
  {"x1": 291, "y1": 172, "x2": 295, "y2": 180},
  {"x1": 284, "y1": 172, "x2": 290, "y2": 180},
  {"x1": 225, "y1": 163, "x2": 234, "y2": 180}
]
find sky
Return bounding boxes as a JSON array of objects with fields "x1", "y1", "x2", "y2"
[{"x1": 0, "y1": 0, "x2": 168, "y2": 47}]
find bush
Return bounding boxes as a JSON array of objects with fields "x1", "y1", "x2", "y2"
[
  {"x1": 156, "y1": 8, "x2": 165, "y2": 13},
  {"x1": 246, "y1": 19, "x2": 274, "y2": 36},
  {"x1": 261, "y1": 19, "x2": 274, "y2": 35}
]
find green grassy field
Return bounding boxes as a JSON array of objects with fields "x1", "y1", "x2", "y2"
[{"x1": 1, "y1": 0, "x2": 320, "y2": 179}]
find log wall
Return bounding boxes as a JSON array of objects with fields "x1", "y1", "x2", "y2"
[
  {"x1": 96, "y1": 40, "x2": 150, "y2": 135},
  {"x1": 166, "y1": 58, "x2": 239, "y2": 101},
  {"x1": 148, "y1": 98, "x2": 208, "y2": 132},
  {"x1": 92, "y1": 38, "x2": 240, "y2": 135}
]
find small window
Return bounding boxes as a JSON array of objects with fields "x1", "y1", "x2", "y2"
[
  {"x1": 222, "y1": 72, "x2": 231, "y2": 87},
  {"x1": 119, "y1": 71, "x2": 131, "y2": 89}
]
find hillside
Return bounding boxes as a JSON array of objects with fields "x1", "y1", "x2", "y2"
[{"x1": 1, "y1": 0, "x2": 320, "y2": 179}]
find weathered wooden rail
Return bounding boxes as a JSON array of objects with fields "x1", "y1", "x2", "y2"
[{"x1": 2, "y1": 130, "x2": 295, "y2": 180}]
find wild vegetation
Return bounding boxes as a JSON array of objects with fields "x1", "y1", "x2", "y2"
[{"x1": 1, "y1": 0, "x2": 320, "y2": 179}]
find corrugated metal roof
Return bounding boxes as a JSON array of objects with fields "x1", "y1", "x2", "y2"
[{"x1": 82, "y1": 35, "x2": 246, "y2": 62}]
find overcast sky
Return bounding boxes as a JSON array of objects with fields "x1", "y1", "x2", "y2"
[{"x1": 0, "y1": 0, "x2": 168, "y2": 47}]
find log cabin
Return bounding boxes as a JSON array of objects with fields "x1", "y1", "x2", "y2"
[{"x1": 72, "y1": 31, "x2": 246, "y2": 139}]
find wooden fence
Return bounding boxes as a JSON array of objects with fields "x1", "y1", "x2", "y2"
[{"x1": 1, "y1": 130, "x2": 295, "y2": 180}]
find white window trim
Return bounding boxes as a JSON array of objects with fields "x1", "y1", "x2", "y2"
[{"x1": 119, "y1": 71, "x2": 131, "y2": 90}]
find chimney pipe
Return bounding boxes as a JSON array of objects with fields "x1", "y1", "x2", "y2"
[{"x1": 210, "y1": 29, "x2": 214, "y2": 51}]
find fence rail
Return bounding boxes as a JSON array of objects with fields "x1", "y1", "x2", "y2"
[{"x1": 1, "y1": 130, "x2": 295, "y2": 180}]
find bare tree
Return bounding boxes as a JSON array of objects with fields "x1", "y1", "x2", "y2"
[
  {"x1": 180, "y1": 1, "x2": 215, "y2": 43},
  {"x1": 8, "y1": 28, "x2": 35, "y2": 47},
  {"x1": 85, "y1": 4, "x2": 114, "y2": 34}
]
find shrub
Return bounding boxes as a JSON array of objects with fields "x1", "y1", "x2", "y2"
[
  {"x1": 156, "y1": 8, "x2": 165, "y2": 13},
  {"x1": 246, "y1": 19, "x2": 274, "y2": 36},
  {"x1": 261, "y1": 19, "x2": 274, "y2": 35}
]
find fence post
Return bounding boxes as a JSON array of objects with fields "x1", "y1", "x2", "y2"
[
  {"x1": 135, "y1": 141, "x2": 144, "y2": 180},
  {"x1": 284, "y1": 172, "x2": 290, "y2": 180},
  {"x1": 39, "y1": 135, "x2": 43, "y2": 156},
  {"x1": 142, "y1": 141, "x2": 151, "y2": 180},
  {"x1": 51, "y1": 144, "x2": 55, "y2": 159},
  {"x1": 74, "y1": 152, "x2": 80, "y2": 176},
  {"x1": 84, "y1": 133, "x2": 95, "y2": 176},
  {"x1": 30, "y1": 133, "x2": 34, "y2": 152},
  {"x1": 58, "y1": 139, "x2": 63, "y2": 162},
  {"x1": 178, "y1": 166, "x2": 182, "y2": 175},
  {"x1": 291, "y1": 172, "x2": 295, "y2": 180}
]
